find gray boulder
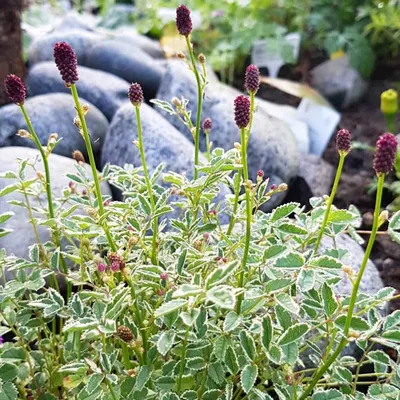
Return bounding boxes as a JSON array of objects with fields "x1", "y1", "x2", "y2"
[
  {"x1": 113, "y1": 27, "x2": 165, "y2": 59},
  {"x1": 0, "y1": 147, "x2": 112, "y2": 265},
  {"x1": 27, "y1": 62, "x2": 129, "y2": 121},
  {"x1": 0, "y1": 93, "x2": 108, "y2": 164},
  {"x1": 156, "y1": 60, "x2": 299, "y2": 209},
  {"x1": 28, "y1": 30, "x2": 101, "y2": 66},
  {"x1": 310, "y1": 55, "x2": 368, "y2": 109},
  {"x1": 84, "y1": 40, "x2": 163, "y2": 100},
  {"x1": 55, "y1": 11, "x2": 97, "y2": 32}
]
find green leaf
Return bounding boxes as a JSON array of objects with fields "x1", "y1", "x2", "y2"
[
  {"x1": 270, "y1": 203, "x2": 299, "y2": 221},
  {"x1": 0, "y1": 382, "x2": 18, "y2": 400},
  {"x1": 206, "y1": 286, "x2": 235, "y2": 310},
  {"x1": 157, "y1": 330, "x2": 176, "y2": 356},
  {"x1": 177, "y1": 249, "x2": 187, "y2": 275},
  {"x1": 0, "y1": 212, "x2": 14, "y2": 225},
  {"x1": 224, "y1": 346, "x2": 239, "y2": 375},
  {"x1": 333, "y1": 366, "x2": 352, "y2": 383},
  {"x1": 208, "y1": 361, "x2": 225, "y2": 385},
  {"x1": 266, "y1": 278, "x2": 293, "y2": 293},
  {"x1": 0, "y1": 183, "x2": 19, "y2": 197},
  {"x1": 261, "y1": 315, "x2": 273, "y2": 350},
  {"x1": 135, "y1": 365, "x2": 153, "y2": 391},
  {"x1": 297, "y1": 269, "x2": 315, "y2": 292},
  {"x1": 241, "y1": 364, "x2": 258, "y2": 394},
  {"x1": 367, "y1": 350, "x2": 391, "y2": 366},
  {"x1": 267, "y1": 344, "x2": 283, "y2": 364},
  {"x1": 154, "y1": 300, "x2": 187, "y2": 318},
  {"x1": 0, "y1": 348, "x2": 26, "y2": 362},
  {"x1": 384, "y1": 310, "x2": 400, "y2": 330},
  {"x1": 187, "y1": 357, "x2": 206, "y2": 371},
  {"x1": 312, "y1": 389, "x2": 343, "y2": 399},
  {"x1": 58, "y1": 362, "x2": 88, "y2": 374},
  {"x1": 172, "y1": 284, "x2": 203, "y2": 298},
  {"x1": 382, "y1": 330, "x2": 400, "y2": 343},
  {"x1": 138, "y1": 194, "x2": 151, "y2": 215},
  {"x1": 223, "y1": 311, "x2": 241, "y2": 332},
  {"x1": 239, "y1": 330, "x2": 256, "y2": 361},
  {"x1": 277, "y1": 223, "x2": 307, "y2": 235},
  {"x1": 275, "y1": 293, "x2": 299, "y2": 315},
  {"x1": 278, "y1": 323, "x2": 309, "y2": 345},
  {"x1": 205, "y1": 260, "x2": 239, "y2": 289},
  {"x1": 161, "y1": 393, "x2": 180, "y2": 400},
  {"x1": 0, "y1": 364, "x2": 18, "y2": 382},
  {"x1": 213, "y1": 335, "x2": 230, "y2": 360},
  {"x1": 282, "y1": 342, "x2": 298, "y2": 365},
  {"x1": 311, "y1": 256, "x2": 342, "y2": 269},
  {"x1": 275, "y1": 252, "x2": 304, "y2": 269},
  {"x1": 335, "y1": 316, "x2": 370, "y2": 332},
  {"x1": 263, "y1": 245, "x2": 286, "y2": 260},
  {"x1": 322, "y1": 283, "x2": 338, "y2": 317},
  {"x1": 86, "y1": 374, "x2": 104, "y2": 395}
]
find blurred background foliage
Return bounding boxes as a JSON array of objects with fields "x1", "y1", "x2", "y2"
[{"x1": 24, "y1": 0, "x2": 400, "y2": 80}]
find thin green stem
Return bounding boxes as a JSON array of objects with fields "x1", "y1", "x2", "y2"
[
  {"x1": 226, "y1": 173, "x2": 241, "y2": 236},
  {"x1": 20, "y1": 105, "x2": 54, "y2": 218},
  {"x1": 185, "y1": 35, "x2": 203, "y2": 180},
  {"x1": 384, "y1": 112, "x2": 396, "y2": 134},
  {"x1": 134, "y1": 106, "x2": 158, "y2": 265},
  {"x1": 299, "y1": 174, "x2": 385, "y2": 400},
  {"x1": 70, "y1": 84, "x2": 116, "y2": 252},
  {"x1": 205, "y1": 132, "x2": 211, "y2": 161},
  {"x1": 177, "y1": 327, "x2": 190, "y2": 393},
  {"x1": 236, "y1": 128, "x2": 251, "y2": 313},
  {"x1": 313, "y1": 152, "x2": 346, "y2": 253},
  {"x1": 106, "y1": 380, "x2": 118, "y2": 400}
]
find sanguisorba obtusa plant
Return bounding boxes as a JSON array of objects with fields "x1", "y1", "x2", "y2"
[{"x1": 2, "y1": 5, "x2": 400, "y2": 400}]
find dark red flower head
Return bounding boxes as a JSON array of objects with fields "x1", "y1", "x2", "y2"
[
  {"x1": 336, "y1": 129, "x2": 351, "y2": 154},
  {"x1": 245, "y1": 64, "x2": 260, "y2": 94},
  {"x1": 128, "y1": 83, "x2": 144, "y2": 107},
  {"x1": 53, "y1": 42, "x2": 79, "y2": 85},
  {"x1": 234, "y1": 95, "x2": 251, "y2": 129},
  {"x1": 176, "y1": 4, "x2": 192, "y2": 36},
  {"x1": 4, "y1": 75, "x2": 26, "y2": 105},
  {"x1": 202, "y1": 117, "x2": 212, "y2": 132},
  {"x1": 373, "y1": 133, "x2": 398, "y2": 175}
]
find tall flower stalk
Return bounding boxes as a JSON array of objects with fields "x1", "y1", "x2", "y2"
[
  {"x1": 176, "y1": 4, "x2": 205, "y2": 180},
  {"x1": 233, "y1": 94, "x2": 252, "y2": 313},
  {"x1": 300, "y1": 133, "x2": 398, "y2": 400},
  {"x1": 227, "y1": 65, "x2": 259, "y2": 237},
  {"x1": 4, "y1": 75, "x2": 67, "y2": 296},
  {"x1": 129, "y1": 82, "x2": 158, "y2": 265},
  {"x1": 313, "y1": 129, "x2": 351, "y2": 253},
  {"x1": 53, "y1": 42, "x2": 116, "y2": 252}
]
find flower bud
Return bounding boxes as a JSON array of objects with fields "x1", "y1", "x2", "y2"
[
  {"x1": 97, "y1": 263, "x2": 107, "y2": 273},
  {"x1": 270, "y1": 184, "x2": 277, "y2": 191},
  {"x1": 117, "y1": 325, "x2": 134, "y2": 342},
  {"x1": 171, "y1": 97, "x2": 182, "y2": 107},
  {"x1": 4, "y1": 74, "x2": 26, "y2": 105},
  {"x1": 48, "y1": 133, "x2": 58, "y2": 144},
  {"x1": 336, "y1": 129, "x2": 351, "y2": 154},
  {"x1": 160, "y1": 272, "x2": 168, "y2": 281},
  {"x1": 373, "y1": 133, "x2": 398, "y2": 176},
  {"x1": 202, "y1": 117, "x2": 212, "y2": 132},
  {"x1": 244, "y1": 64, "x2": 260, "y2": 94},
  {"x1": 176, "y1": 4, "x2": 192, "y2": 36},
  {"x1": 108, "y1": 252, "x2": 125, "y2": 272},
  {"x1": 72, "y1": 150, "x2": 85, "y2": 164},
  {"x1": 381, "y1": 89, "x2": 398, "y2": 115},
  {"x1": 234, "y1": 95, "x2": 251, "y2": 129},
  {"x1": 17, "y1": 129, "x2": 31, "y2": 138},
  {"x1": 234, "y1": 142, "x2": 241, "y2": 150},
  {"x1": 198, "y1": 53, "x2": 206, "y2": 64},
  {"x1": 128, "y1": 82, "x2": 144, "y2": 107},
  {"x1": 82, "y1": 103, "x2": 90, "y2": 115},
  {"x1": 53, "y1": 42, "x2": 79, "y2": 86},
  {"x1": 278, "y1": 183, "x2": 288, "y2": 192}
]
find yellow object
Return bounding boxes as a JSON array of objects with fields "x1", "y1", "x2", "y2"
[
  {"x1": 381, "y1": 89, "x2": 398, "y2": 115},
  {"x1": 330, "y1": 49, "x2": 345, "y2": 60}
]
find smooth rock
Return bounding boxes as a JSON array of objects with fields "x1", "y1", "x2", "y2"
[
  {"x1": 310, "y1": 55, "x2": 368, "y2": 109},
  {"x1": 85, "y1": 40, "x2": 163, "y2": 101},
  {"x1": 27, "y1": 62, "x2": 129, "y2": 121},
  {"x1": 286, "y1": 154, "x2": 334, "y2": 204},
  {"x1": 0, "y1": 147, "x2": 112, "y2": 266},
  {"x1": 28, "y1": 30, "x2": 101, "y2": 65},
  {"x1": 113, "y1": 27, "x2": 165, "y2": 59},
  {"x1": 156, "y1": 60, "x2": 299, "y2": 209},
  {"x1": 0, "y1": 94, "x2": 108, "y2": 164},
  {"x1": 55, "y1": 10, "x2": 98, "y2": 32},
  {"x1": 102, "y1": 103, "x2": 230, "y2": 219}
]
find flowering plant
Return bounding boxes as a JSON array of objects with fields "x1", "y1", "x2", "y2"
[{"x1": 1, "y1": 5, "x2": 400, "y2": 400}]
